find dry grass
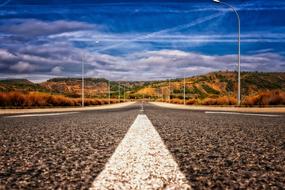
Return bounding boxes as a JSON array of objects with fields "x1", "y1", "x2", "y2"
[
  {"x1": 201, "y1": 96, "x2": 237, "y2": 106},
  {"x1": 0, "y1": 91, "x2": 119, "y2": 108},
  {"x1": 170, "y1": 98, "x2": 184, "y2": 104},
  {"x1": 186, "y1": 99, "x2": 197, "y2": 105},
  {"x1": 156, "y1": 90, "x2": 285, "y2": 106},
  {"x1": 243, "y1": 90, "x2": 285, "y2": 106}
]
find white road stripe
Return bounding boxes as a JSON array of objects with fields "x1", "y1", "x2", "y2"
[
  {"x1": 6, "y1": 112, "x2": 78, "y2": 118},
  {"x1": 205, "y1": 111, "x2": 281, "y2": 117},
  {"x1": 91, "y1": 114, "x2": 190, "y2": 190}
]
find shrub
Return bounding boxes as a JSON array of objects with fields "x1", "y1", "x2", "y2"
[
  {"x1": 0, "y1": 92, "x2": 121, "y2": 108},
  {"x1": 170, "y1": 98, "x2": 183, "y2": 104},
  {"x1": 0, "y1": 93, "x2": 8, "y2": 107},
  {"x1": 201, "y1": 84, "x2": 220, "y2": 95},
  {"x1": 28, "y1": 92, "x2": 48, "y2": 106},
  {"x1": 202, "y1": 96, "x2": 237, "y2": 106},
  {"x1": 226, "y1": 80, "x2": 234, "y2": 92},
  {"x1": 186, "y1": 99, "x2": 197, "y2": 105},
  {"x1": 8, "y1": 92, "x2": 26, "y2": 107},
  {"x1": 243, "y1": 90, "x2": 285, "y2": 106}
]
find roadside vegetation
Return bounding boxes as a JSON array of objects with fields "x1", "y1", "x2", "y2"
[
  {"x1": 0, "y1": 92, "x2": 120, "y2": 108},
  {"x1": 243, "y1": 90, "x2": 285, "y2": 106},
  {"x1": 159, "y1": 90, "x2": 285, "y2": 106},
  {"x1": 1, "y1": 71, "x2": 284, "y2": 107}
]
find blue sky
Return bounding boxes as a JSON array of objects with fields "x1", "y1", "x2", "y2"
[{"x1": 0, "y1": 0, "x2": 285, "y2": 81}]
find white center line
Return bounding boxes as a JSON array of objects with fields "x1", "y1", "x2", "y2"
[
  {"x1": 5, "y1": 112, "x2": 78, "y2": 118},
  {"x1": 91, "y1": 114, "x2": 190, "y2": 190},
  {"x1": 205, "y1": 111, "x2": 281, "y2": 117}
]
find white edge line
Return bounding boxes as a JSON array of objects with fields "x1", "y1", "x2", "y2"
[
  {"x1": 205, "y1": 111, "x2": 281, "y2": 117},
  {"x1": 5, "y1": 112, "x2": 79, "y2": 118}
]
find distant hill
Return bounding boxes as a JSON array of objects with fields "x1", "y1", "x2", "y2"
[
  {"x1": 41, "y1": 78, "x2": 110, "y2": 98},
  {"x1": 0, "y1": 79, "x2": 48, "y2": 92},
  {"x1": 134, "y1": 71, "x2": 285, "y2": 100},
  {"x1": 1, "y1": 72, "x2": 285, "y2": 101}
]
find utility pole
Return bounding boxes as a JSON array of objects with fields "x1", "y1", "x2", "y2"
[
  {"x1": 118, "y1": 82, "x2": 120, "y2": 102},
  {"x1": 124, "y1": 85, "x2": 126, "y2": 102},
  {"x1": 81, "y1": 55, "x2": 84, "y2": 107},
  {"x1": 169, "y1": 79, "x2": 171, "y2": 103},
  {"x1": 108, "y1": 80, "x2": 111, "y2": 104},
  {"x1": 213, "y1": 0, "x2": 241, "y2": 106},
  {"x1": 184, "y1": 76, "x2": 186, "y2": 105}
]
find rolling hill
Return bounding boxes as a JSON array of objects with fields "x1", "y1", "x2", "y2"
[
  {"x1": 1, "y1": 71, "x2": 285, "y2": 105},
  {"x1": 135, "y1": 71, "x2": 285, "y2": 100}
]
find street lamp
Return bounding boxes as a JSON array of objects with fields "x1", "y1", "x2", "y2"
[
  {"x1": 168, "y1": 78, "x2": 171, "y2": 103},
  {"x1": 213, "y1": 0, "x2": 241, "y2": 106},
  {"x1": 118, "y1": 82, "x2": 120, "y2": 102},
  {"x1": 124, "y1": 85, "x2": 126, "y2": 102},
  {"x1": 183, "y1": 75, "x2": 186, "y2": 105},
  {"x1": 108, "y1": 80, "x2": 111, "y2": 104},
  {"x1": 81, "y1": 55, "x2": 85, "y2": 107}
]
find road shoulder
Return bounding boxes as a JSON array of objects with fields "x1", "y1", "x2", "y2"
[
  {"x1": 150, "y1": 102, "x2": 285, "y2": 113},
  {"x1": 0, "y1": 102, "x2": 136, "y2": 115}
]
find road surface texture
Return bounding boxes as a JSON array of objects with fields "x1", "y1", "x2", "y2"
[
  {"x1": 151, "y1": 102, "x2": 285, "y2": 113},
  {"x1": 0, "y1": 102, "x2": 284, "y2": 189},
  {"x1": 0, "y1": 102, "x2": 135, "y2": 115},
  {"x1": 0, "y1": 104, "x2": 139, "y2": 189},
  {"x1": 144, "y1": 104, "x2": 285, "y2": 189}
]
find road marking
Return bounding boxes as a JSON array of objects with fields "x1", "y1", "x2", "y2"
[
  {"x1": 205, "y1": 111, "x2": 281, "y2": 117},
  {"x1": 140, "y1": 102, "x2": 144, "y2": 112},
  {"x1": 5, "y1": 112, "x2": 78, "y2": 118},
  {"x1": 91, "y1": 114, "x2": 190, "y2": 190}
]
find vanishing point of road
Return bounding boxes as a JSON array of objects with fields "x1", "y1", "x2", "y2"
[{"x1": 0, "y1": 103, "x2": 284, "y2": 189}]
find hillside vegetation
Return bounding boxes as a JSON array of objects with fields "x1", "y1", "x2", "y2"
[
  {"x1": 0, "y1": 71, "x2": 285, "y2": 107},
  {"x1": 0, "y1": 92, "x2": 120, "y2": 108}
]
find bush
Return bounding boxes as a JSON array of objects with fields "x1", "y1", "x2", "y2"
[
  {"x1": 7, "y1": 92, "x2": 26, "y2": 107},
  {"x1": 243, "y1": 90, "x2": 285, "y2": 106},
  {"x1": 186, "y1": 99, "x2": 197, "y2": 105},
  {"x1": 0, "y1": 93, "x2": 8, "y2": 107},
  {"x1": 170, "y1": 98, "x2": 183, "y2": 104},
  {"x1": 201, "y1": 84, "x2": 220, "y2": 95},
  {"x1": 0, "y1": 91, "x2": 121, "y2": 108},
  {"x1": 202, "y1": 96, "x2": 237, "y2": 106}
]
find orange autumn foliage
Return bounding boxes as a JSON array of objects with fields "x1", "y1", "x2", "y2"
[{"x1": 0, "y1": 91, "x2": 119, "y2": 108}]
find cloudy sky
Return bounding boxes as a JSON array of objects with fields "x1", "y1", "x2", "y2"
[{"x1": 0, "y1": 0, "x2": 285, "y2": 82}]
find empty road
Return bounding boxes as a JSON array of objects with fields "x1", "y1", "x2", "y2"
[{"x1": 0, "y1": 103, "x2": 284, "y2": 189}]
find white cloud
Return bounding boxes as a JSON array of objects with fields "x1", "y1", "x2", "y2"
[
  {"x1": 78, "y1": 50, "x2": 285, "y2": 80},
  {"x1": 9, "y1": 61, "x2": 36, "y2": 73},
  {"x1": 51, "y1": 66, "x2": 63, "y2": 74},
  {"x1": 1, "y1": 45, "x2": 285, "y2": 81},
  {"x1": 0, "y1": 19, "x2": 96, "y2": 37},
  {"x1": 0, "y1": 49, "x2": 17, "y2": 60}
]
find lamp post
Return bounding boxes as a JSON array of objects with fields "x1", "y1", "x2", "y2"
[
  {"x1": 108, "y1": 80, "x2": 111, "y2": 104},
  {"x1": 81, "y1": 55, "x2": 85, "y2": 107},
  {"x1": 213, "y1": 0, "x2": 241, "y2": 106},
  {"x1": 149, "y1": 76, "x2": 173, "y2": 102},
  {"x1": 183, "y1": 75, "x2": 186, "y2": 105},
  {"x1": 118, "y1": 82, "x2": 120, "y2": 102},
  {"x1": 168, "y1": 78, "x2": 171, "y2": 103},
  {"x1": 123, "y1": 85, "x2": 126, "y2": 102}
]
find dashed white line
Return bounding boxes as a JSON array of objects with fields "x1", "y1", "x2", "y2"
[
  {"x1": 205, "y1": 111, "x2": 281, "y2": 117},
  {"x1": 90, "y1": 114, "x2": 190, "y2": 190},
  {"x1": 5, "y1": 112, "x2": 78, "y2": 118}
]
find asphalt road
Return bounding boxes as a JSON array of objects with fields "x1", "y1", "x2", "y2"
[
  {"x1": 0, "y1": 103, "x2": 284, "y2": 189},
  {"x1": 0, "y1": 104, "x2": 140, "y2": 189},
  {"x1": 144, "y1": 104, "x2": 285, "y2": 189}
]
